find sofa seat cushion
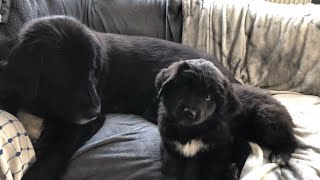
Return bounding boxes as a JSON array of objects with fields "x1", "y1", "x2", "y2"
[{"x1": 63, "y1": 114, "x2": 162, "y2": 180}]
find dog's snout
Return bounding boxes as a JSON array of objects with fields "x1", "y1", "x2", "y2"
[
  {"x1": 85, "y1": 106, "x2": 101, "y2": 119},
  {"x1": 183, "y1": 108, "x2": 196, "y2": 119},
  {"x1": 77, "y1": 106, "x2": 101, "y2": 125},
  {"x1": 81, "y1": 105, "x2": 101, "y2": 119}
]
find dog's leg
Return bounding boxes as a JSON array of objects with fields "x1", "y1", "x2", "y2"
[
  {"x1": 231, "y1": 138, "x2": 251, "y2": 178},
  {"x1": 233, "y1": 84, "x2": 297, "y2": 165},
  {"x1": 22, "y1": 116, "x2": 104, "y2": 180},
  {"x1": 235, "y1": 106, "x2": 297, "y2": 165},
  {"x1": 161, "y1": 146, "x2": 181, "y2": 180},
  {"x1": 249, "y1": 104, "x2": 297, "y2": 165}
]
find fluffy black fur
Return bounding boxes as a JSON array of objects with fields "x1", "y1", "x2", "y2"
[
  {"x1": 0, "y1": 16, "x2": 237, "y2": 180},
  {"x1": 156, "y1": 60, "x2": 297, "y2": 180},
  {"x1": 156, "y1": 60, "x2": 250, "y2": 180},
  {"x1": 232, "y1": 84, "x2": 297, "y2": 164}
]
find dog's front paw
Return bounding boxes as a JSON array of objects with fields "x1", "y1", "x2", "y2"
[{"x1": 268, "y1": 151, "x2": 291, "y2": 166}]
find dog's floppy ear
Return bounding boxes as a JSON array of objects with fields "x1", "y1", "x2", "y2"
[
  {"x1": 155, "y1": 61, "x2": 189, "y2": 98},
  {"x1": 220, "y1": 77, "x2": 242, "y2": 117},
  {"x1": 0, "y1": 43, "x2": 42, "y2": 102}
]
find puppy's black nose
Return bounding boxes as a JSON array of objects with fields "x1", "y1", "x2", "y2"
[{"x1": 183, "y1": 108, "x2": 196, "y2": 119}]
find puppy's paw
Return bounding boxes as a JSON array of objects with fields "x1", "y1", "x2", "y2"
[{"x1": 268, "y1": 151, "x2": 291, "y2": 166}]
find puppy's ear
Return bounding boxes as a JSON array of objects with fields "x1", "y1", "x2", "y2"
[
  {"x1": 220, "y1": 78, "x2": 242, "y2": 116},
  {"x1": 155, "y1": 61, "x2": 189, "y2": 98},
  {"x1": 1, "y1": 44, "x2": 42, "y2": 102}
]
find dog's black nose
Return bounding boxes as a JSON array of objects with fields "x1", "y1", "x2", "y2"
[
  {"x1": 183, "y1": 108, "x2": 196, "y2": 119},
  {"x1": 77, "y1": 107, "x2": 101, "y2": 125},
  {"x1": 83, "y1": 106, "x2": 101, "y2": 119}
]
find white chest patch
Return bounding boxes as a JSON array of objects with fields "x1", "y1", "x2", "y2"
[{"x1": 174, "y1": 139, "x2": 209, "y2": 157}]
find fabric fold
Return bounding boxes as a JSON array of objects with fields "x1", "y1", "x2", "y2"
[{"x1": 182, "y1": 0, "x2": 320, "y2": 97}]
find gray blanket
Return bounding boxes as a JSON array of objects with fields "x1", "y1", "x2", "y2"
[
  {"x1": 182, "y1": 0, "x2": 320, "y2": 97},
  {"x1": 0, "y1": 0, "x2": 11, "y2": 23},
  {"x1": 182, "y1": 0, "x2": 320, "y2": 179}
]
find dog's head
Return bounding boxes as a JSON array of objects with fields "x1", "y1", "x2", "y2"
[
  {"x1": 0, "y1": 16, "x2": 102, "y2": 124},
  {"x1": 155, "y1": 59, "x2": 241, "y2": 126}
]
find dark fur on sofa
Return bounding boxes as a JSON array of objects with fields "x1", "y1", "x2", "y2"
[
  {"x1": 156, "y1": 60, "x2": 297, "y2": 179},
  {"x1": 232, "y1": 84, "x2": 297, "y2": 164},
  {"x1": 0, "y1": 16, "x2": 237, "y2": 180}
]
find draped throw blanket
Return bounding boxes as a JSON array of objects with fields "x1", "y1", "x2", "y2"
[
  {"x1": 266, "y1": 0, "x2": 311, "y2": 4},
  {"x1": 182, "y1": 0, "x2": 320, "y2": 97}
]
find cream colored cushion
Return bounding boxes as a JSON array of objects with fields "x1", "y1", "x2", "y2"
[{"x1": 0, "y1": 110, "x2": 35, "y2": 180}]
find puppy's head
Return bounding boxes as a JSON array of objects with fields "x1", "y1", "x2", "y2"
[
  {"x1": 155, "y1": 59, "x2": 241, "y2": 126},
  {"x1": 0, "y1": 16, "x2": 102, "y2": 124}
]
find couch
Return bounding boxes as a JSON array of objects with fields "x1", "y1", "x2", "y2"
[{"x1": 1, "y1": 0, "x2": 320, "y2": 179}]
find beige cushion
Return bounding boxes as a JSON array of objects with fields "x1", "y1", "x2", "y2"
[{"x1": 0, "y1": 110, "x2": 35, "y2": 180}]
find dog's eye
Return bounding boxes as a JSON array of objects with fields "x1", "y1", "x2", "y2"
[{"x1": 204, "y1": 94, "x2": 212, "y2": 101}]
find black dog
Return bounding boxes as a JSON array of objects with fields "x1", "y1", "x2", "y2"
[
  {"x1": 156, "y1": 60, "x2": 297, "y2": 179},
  {"x1": 0, "y1": 16, "x2": 237, "y2": 180},
  {"x1": 156, "y1": 60, "x2": 250, "y2": 180}
]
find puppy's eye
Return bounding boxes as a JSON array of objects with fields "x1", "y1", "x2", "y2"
[{"x1": 204, "y1": 94, "x2": 212, "y2": 101}]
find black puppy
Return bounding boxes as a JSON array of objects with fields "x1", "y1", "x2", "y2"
[
  {"x1": 0, "y1": 16, "x2": 237, "y2": 180},
  {"x1": 156, "y1": 59, "x2": 297, "y2": 179},
  {"x1": 156, "y1": 60, "x2": 250, "y2": 180}
]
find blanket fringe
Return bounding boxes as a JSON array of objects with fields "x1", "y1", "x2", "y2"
[{"x1": 265, "y1": 0, "x2": 311, "y2": 4}]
